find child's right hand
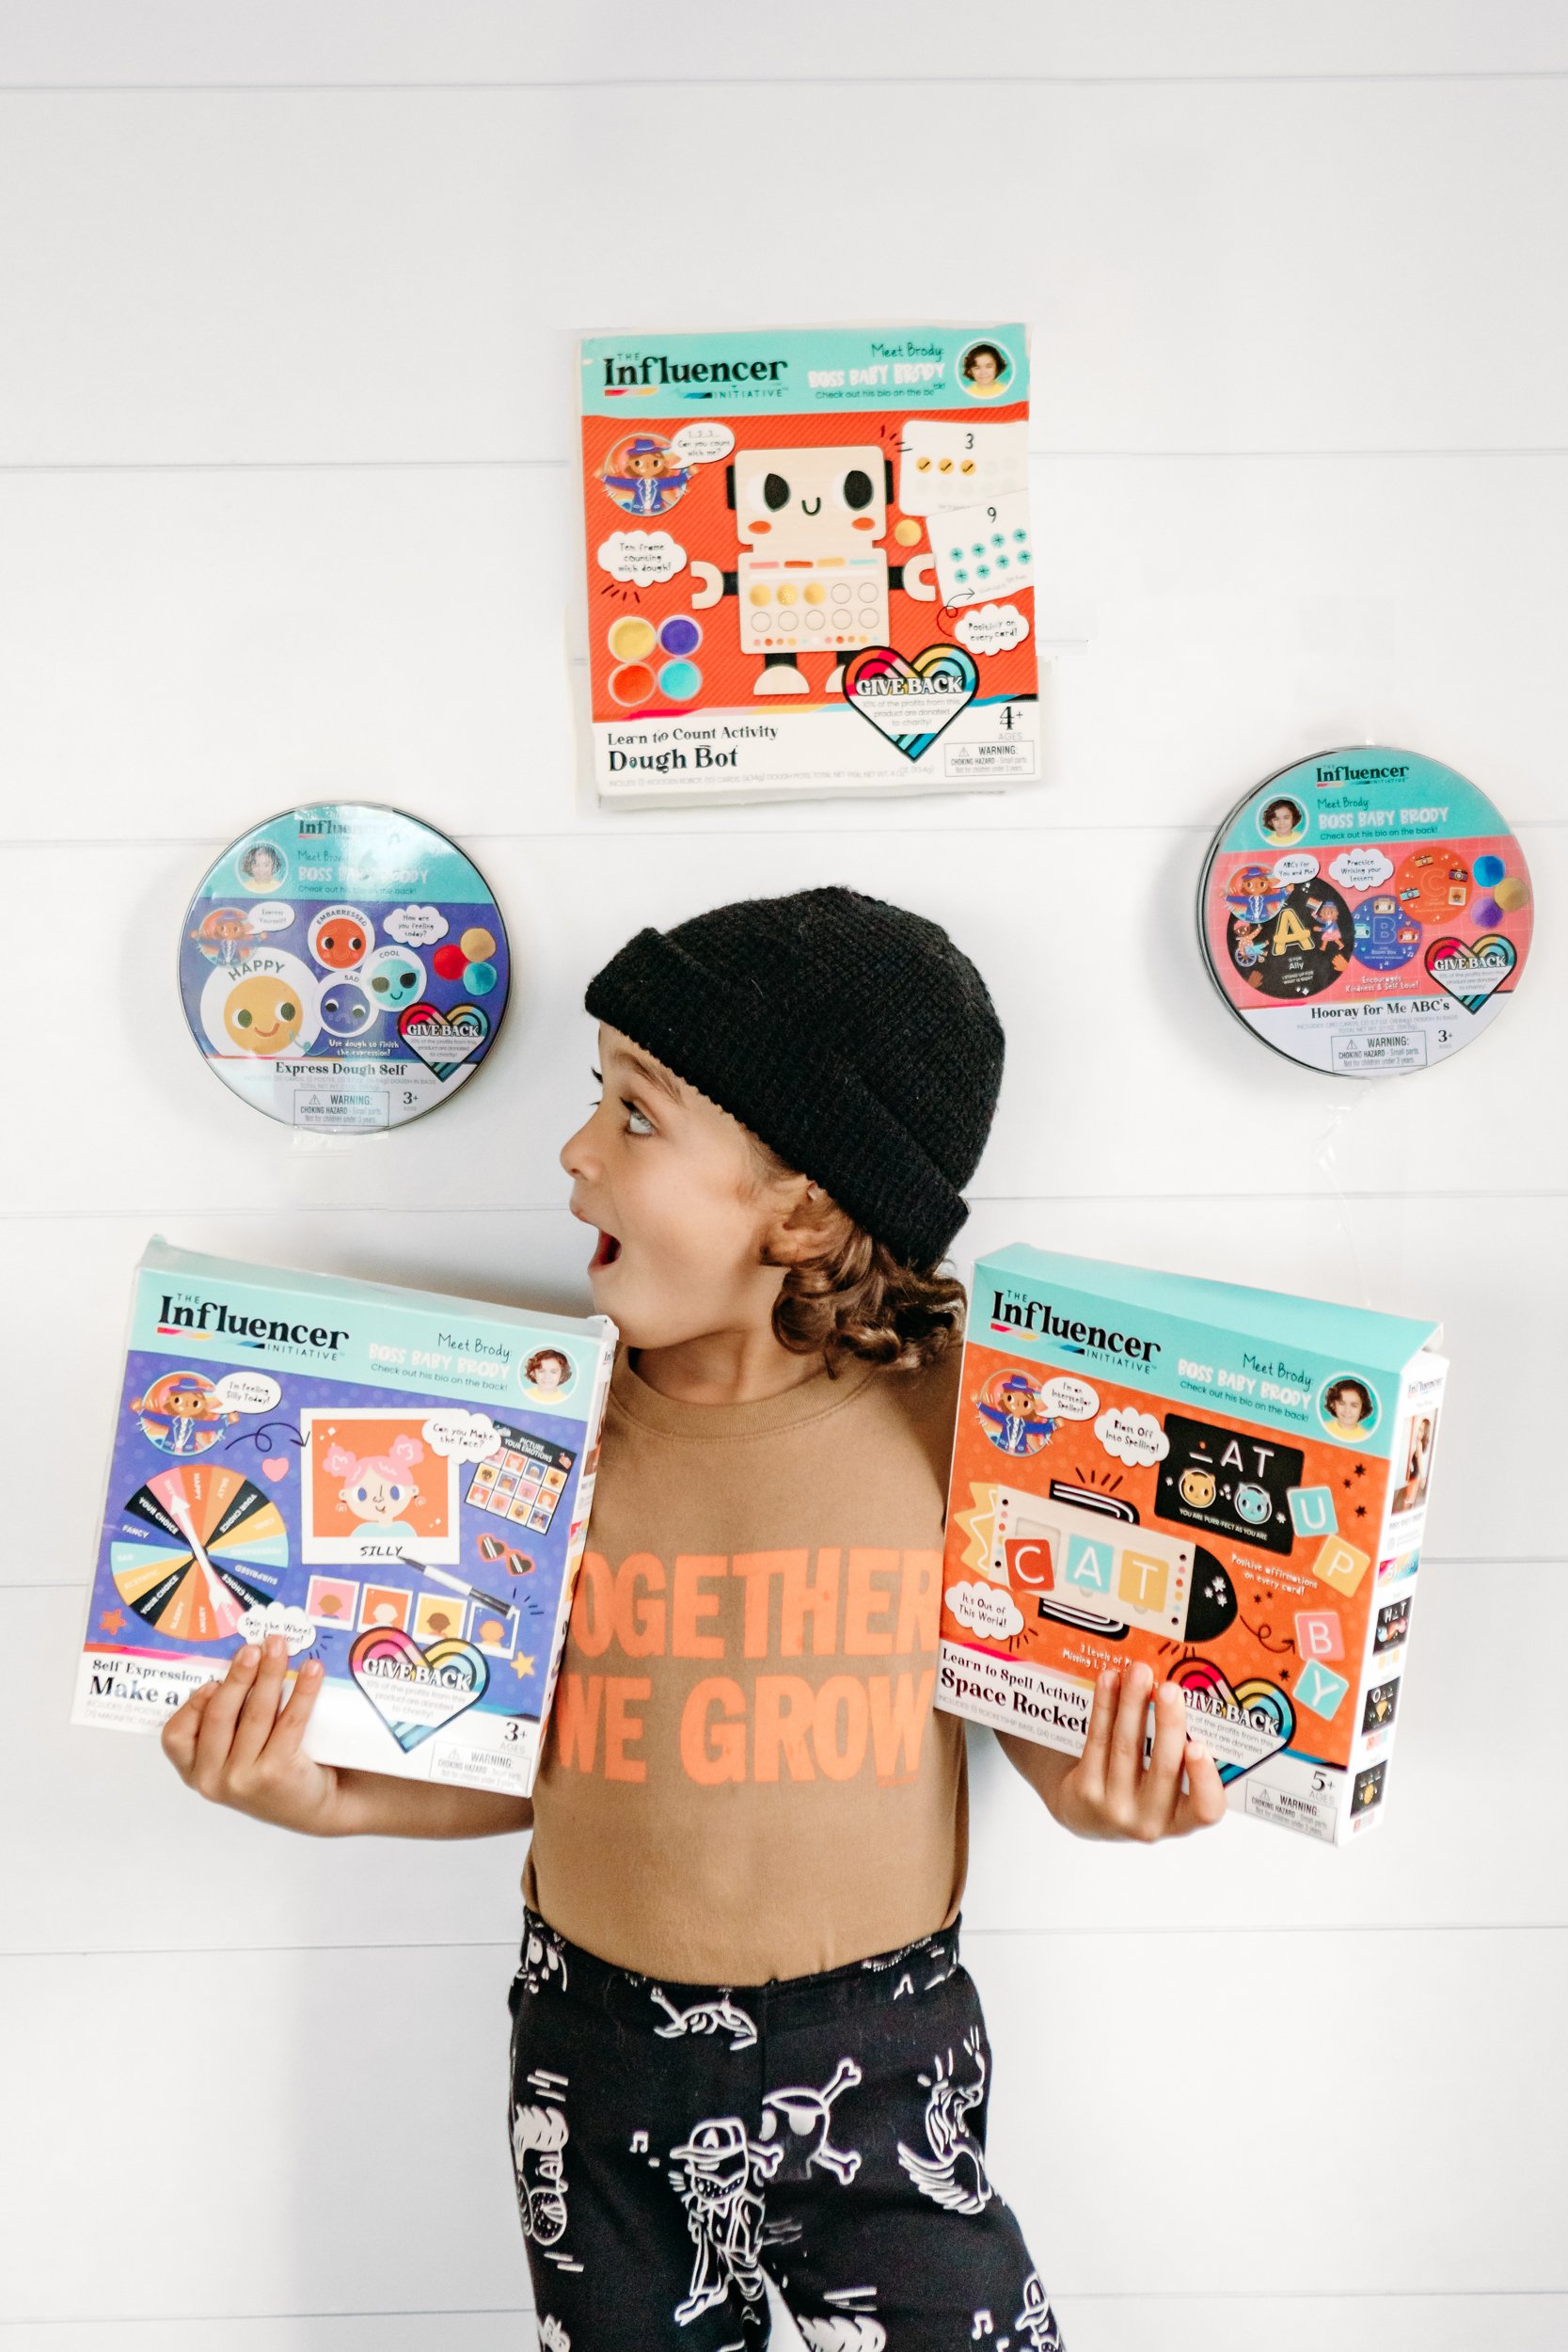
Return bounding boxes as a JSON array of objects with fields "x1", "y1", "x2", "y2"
[{"x1": 161, "y1": 1636, "x2": 343, "y2": 1837}]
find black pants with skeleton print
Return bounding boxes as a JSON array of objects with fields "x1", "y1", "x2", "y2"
[{"x1": 507, "y1": 1907, "x2": 1062, "y2": 2351}]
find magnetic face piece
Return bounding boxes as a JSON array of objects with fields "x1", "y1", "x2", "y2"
[
  {"x1": 1197, "y1": 747, "x2": 1534, "y2": 1076},
  {"x1": 179, "y1": 804, "x2": 511, "y2": 1132}
]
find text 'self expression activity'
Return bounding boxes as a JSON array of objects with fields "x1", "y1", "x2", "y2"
[{"x1": 180, "y1": 803, "x2": 510, "y2": 1134}]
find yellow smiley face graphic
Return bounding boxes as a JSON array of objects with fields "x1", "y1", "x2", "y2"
[{"x1": 223, "y1": 973, "x2": 305, "y2": 1055}]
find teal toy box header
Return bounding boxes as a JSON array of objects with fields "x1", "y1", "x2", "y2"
[
  {"x1": 939, "y1": 1247, "x2": 1448, "y2": 1844},
  {"x1": 72, "y1": 1241, "x2": 617, "y2": 1796}
]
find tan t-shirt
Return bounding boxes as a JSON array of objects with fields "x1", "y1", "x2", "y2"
[{"x1": 523, "y1": 1343, "x2": 967, "y2": 1983}]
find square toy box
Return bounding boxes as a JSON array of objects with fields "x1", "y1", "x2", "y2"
[
  {"x1": 578, "y1": 324, "x2": 1038, "y2": 808},
  {"x1": 938, "y1": 1247, "x2": 1447, "y2": 1843},
  {"x1": 73, "y1": 1241, "x2": 616, "y2": 1795}
]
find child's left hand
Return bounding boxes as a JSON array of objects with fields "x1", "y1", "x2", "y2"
[{"x1": 1044, "y1": 1661, "x2": 1228, "y2": 1843}]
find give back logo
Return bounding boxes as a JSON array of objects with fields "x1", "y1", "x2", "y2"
[
  {"x1": 1423, "y1": 931, "x2": 1517, "y2": 1015},
  {"x1": 843, "y1": 643, "x2": 977, "y2": 761}
]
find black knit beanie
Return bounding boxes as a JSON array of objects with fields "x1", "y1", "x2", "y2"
[{"x1": 584, "y1": 886, "x2": 1004, "y2": 1268}]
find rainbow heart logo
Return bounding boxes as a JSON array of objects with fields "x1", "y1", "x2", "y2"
[
  {"x1": 1423, "y1": 931, "x2": 1516, "y2": 1015},
  {"x1": 349, "y1": 1626, "x2": 489, "y2": 1751},
  {"x1": 1168, "y1": 1660, "x2": 1295, "y2": 1785},
  {"x1": 842, "y1": 643, "x2": 978, "y2": 761},
  {"x1": 397, "y1": 1000, "x2": 489, "y2": 1081}
]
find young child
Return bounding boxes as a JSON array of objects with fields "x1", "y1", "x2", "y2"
[{"x1": 162, "y1": 887, "x2": 1227, "y2": 2349}]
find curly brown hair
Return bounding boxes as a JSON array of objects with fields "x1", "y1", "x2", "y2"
[{"x1": 747, "y1": 1136, "x2": 966, "y2": 1376}]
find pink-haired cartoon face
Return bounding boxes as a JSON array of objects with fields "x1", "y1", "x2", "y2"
[{"x1": 322, "y1": 1432, "x2": 423, "y2": 1525}]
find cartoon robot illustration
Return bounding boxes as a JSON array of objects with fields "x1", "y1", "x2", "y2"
[
  {"x1": 668, "y1": 2116, "x2": 784, "y2": 2326},
  {"x1": 896, "y1": 2029, "x2": 993, "y2": 2215},
  {"x1": 689, "y1": 447, "x2": 936, "y2": 695},
  {"x1": 759, "y1": 2058, "x2": 863, "y2": 2185}
]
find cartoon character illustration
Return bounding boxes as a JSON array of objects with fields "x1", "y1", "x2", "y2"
[
  {"x1": 759, "y1": 2058, "x2": 863, "y2": 2185},
  {"x1": 1231, "y1": 919, "x2": 1267, "y2": 974},
  {"x1": 190, "y1": 907, "x2": 259, "y2": 964},
  {"x1": 599, "y1": 432, "x2": 692, "y2": 516},
  {"x1": 896, "y1": 2029, "x2": 993, "y2": 2215},
  {"x1": 363, "y1": 946, "x2": 426, "y2": 1011},
  {"x1": 977, "y1": 1373, "x2": 1056, "y2": 1458},
  {"x1": 317, "y1": 979, "x2": 375, "y2": 1038},
  {"x1": 1224, "y1": 864, "x2": 1287, "y2": 925},
  {"x1": 650, "y1": 1988, "x2": 758, "y2": 2053},
  {"x1": 311, "y1": 914, "x2": 370, "y2": 968},
  {"x1": 511, "y1": 2098, "x2": 570, "y2": 2245},
  {"x1": 1323, "y1": 1376, "x2": 1374, "y2": 1435},
  {"x1": 688, "y1": 445, "x2": 936, "y2": 697},
  {"x1": 130, "y1": 1371, "x2": 239, "y2": 1456},
  {"x1": 222, "y1": 972, "x2": 306, "y2": 1056},
  {"x1": 667, "y1": 2116, "x2": 784, "y2": 2326},
  {"x1": 236, "y1": 840, "x2": 286, "y2": 892},
  {"x1": 1305, "y1": 894, "x2": 1345, "y2": 951},
  {"x1": 1180, "y1": 1464, "x2": 1217, "y2": 1509},
  {"x1": 322, "y1": 1432, "x2": 423, "y2": 1545},
  {"x1": 960, "y1": 341, "x2": 1010, "y2": 397}
]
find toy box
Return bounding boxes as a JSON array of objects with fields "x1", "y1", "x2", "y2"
[
  {"x1": 578, "y1": 324, "x2": 1038, "y2": 807},
  {"x1": 937, "y1": 1247, "x2": 1448, "y2": 1844},
  {"x1": 72, "y1": 1241, "x2": 616, "y2": 1795}
]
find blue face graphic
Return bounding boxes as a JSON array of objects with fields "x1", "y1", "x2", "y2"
[
  {"x1": 366, "y1": 951, "x2": 424, "y2": 1011},
  {"x1": 318, "y1": 982, "x2": 374, "y2": 1037}
]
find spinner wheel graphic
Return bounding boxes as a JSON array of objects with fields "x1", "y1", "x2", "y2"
[{"x1": 110, "y1": 1463, "x2": 287, "y2": 1643}]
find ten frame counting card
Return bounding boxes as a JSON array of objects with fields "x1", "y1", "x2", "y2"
[
  {"x1": 74, "y1": 1242, "x2": 616, "y2": 1795},
  {"x1": 579, "y1": 324, "x2": 1038, "y2": 808},
  {"x1": 938, "y1": 1247, "x2": 1448, "y2": 1845}
]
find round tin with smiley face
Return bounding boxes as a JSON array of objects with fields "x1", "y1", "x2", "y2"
[{"x1": 179, "y1": 802, "x2": 511, "y2": 1131}]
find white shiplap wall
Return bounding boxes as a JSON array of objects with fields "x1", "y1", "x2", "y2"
[{"x1": 2, "y1": 8, "x2": 1564, "y2": 2348}]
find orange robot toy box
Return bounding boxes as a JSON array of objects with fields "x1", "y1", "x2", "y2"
[
  {"x1": 939, "y1": 1247, "x2": 1448, "y2": 1844},
  {"x1": 578, "y1": 325, "x2": 1037, "y2": 807}
]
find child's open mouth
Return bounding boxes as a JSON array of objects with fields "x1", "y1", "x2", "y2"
[{"x1": 591, "y1": 1229, "x2": 622, "y2": 1271}]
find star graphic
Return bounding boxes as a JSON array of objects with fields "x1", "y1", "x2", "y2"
[
  {"x1": 1354, "y1": 1505, "x2": 1367, "y2": 1518},
  {"x1": 100, "y1": 1608, "x2": 126, "y2": 1636},
  {"x1": 1354, "y1": 1463, "x2": 1366, "y2": 1478},
  {"x1": 510, "y1": 1654, "x2": 536, "y2": 1679}
]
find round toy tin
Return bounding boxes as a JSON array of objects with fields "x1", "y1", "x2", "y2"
[
  {"x1": 179, "y1": 803, "x2": 511, "y2": 1131},
  {"x1": 1198, "y1": 748, "x2": 1533, "y2": 1077}
]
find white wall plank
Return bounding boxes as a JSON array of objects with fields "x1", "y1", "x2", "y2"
[
  {"x1": 0, "y1": 831, "x2": 1556, "y2": 1218},
  {"x1": 2, "y1": 17, "x2": 1563, "y2": 2342},
  {"x1": 6, "y1": 1549, "x2": 1554, "y2": 1958},
  {"x1": 0, "y1": 1189, "x2": 1554, "y2": 1587},
  {"x1": 1, "y1": 2299, "x2": 1563, "y2": 2352},
  {"x1": 2, "y1": 453, "x2": 1563, "y2": 840},
  {"x1": 3, "y1": 82, "x2": 1567, "y2": 464},
  {"x1": 2, "y1": 1932, "x2": 1560, "y2": 2319},
  {"x1": 7, "y1": 2, "x2": 1568, "y2": 87}
]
